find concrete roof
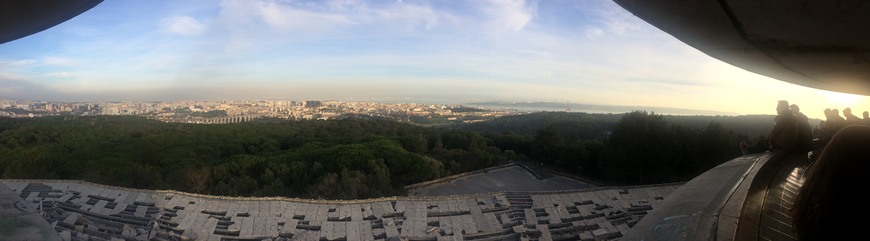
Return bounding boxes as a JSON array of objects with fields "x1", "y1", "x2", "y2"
[
  {"x1": 0, "y1": 180, "x2": 60, "y2": 241},
  {"x1": 407, "y1": 164, "x2": 598, "y2": 197},
  {"x1": 622, "y1": 150, "x2": 811, "y2": 241},
  {"x1": 1, "y1": 179, "x2": 679, "y2": 241},
  {"x1": 0, "y1": 0, "x2": 103, "y2": 44},
  {"x1": 2, "y1": 152, "x2": 807, "y2": 241},
  {"x1": 614, "y1": 0, "x2": 870, "y2": 95}
]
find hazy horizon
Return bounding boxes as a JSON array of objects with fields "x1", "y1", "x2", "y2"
[
  {"x1": 0, "y1": 96, "x2": 748, "y2": 117},
  {"x1": 1, "y1": 0, "x2": 867, "y2": 120}
]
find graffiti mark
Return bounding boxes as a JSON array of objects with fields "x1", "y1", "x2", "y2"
[{"x1": 650, "y1": 214, "x2": 689, "y2": 241}]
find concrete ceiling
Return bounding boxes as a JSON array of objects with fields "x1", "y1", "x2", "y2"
[
  {"x1": 614, "y1": 0, "x2": 870, "y2": 95},
  {"x1": 0, "y1": 0, "x2": 102, "y2": 45}
]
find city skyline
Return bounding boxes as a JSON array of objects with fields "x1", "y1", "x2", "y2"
[{"x1": 0, "y1": 0, "x2": 867, "y2": 119}]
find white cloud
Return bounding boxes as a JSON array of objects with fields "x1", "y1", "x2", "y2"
[
  {"x1": 42, "y1": 57, "x2": 80, "y2": 66},
  {"x1": 218, "y1": 0, "x2": 353, "y2": 32},
  {"x1": 482, "y1": 0, "x2": 536, "y2": 31},
  {"x1": 218, "y1": 0, "x2": 453, "y2": 32},
  {"x1": 327, "y1": 0, "x2": 363, "y2": 10},
  {"x1": 161, "y1": 16, "x2": 206, "y2": 36},
  {"x1": 584, "y1": 27, "x2": 604, "y2": 39},
  {"x1": 0, "y1": 60, "x2": 38, "y2": 80},
  {"x1": 372, "y1": 4, "x2": 445, "y2": 30},
  {"x1": 257, "y1": 1, "x2": 354, "y2": 30},
  {"x1": 0, "y1": 59, "x2": 38, "y2": 66},
  {"x1": 208, "y1": 0, "x2": 459, "y2": 55},
  {"x1": 592, "y1": 3, "x2": 652, "y2": 37},
  {"x1": 44, "y1": 72, "x2": 77, "y2": 78}
]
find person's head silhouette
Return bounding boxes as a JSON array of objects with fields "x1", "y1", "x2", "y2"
[
  {"x1": 777, "y1": 100, "x2": 790, "y2": 115},
  {"x1": 793, "y1": 124, "x2": 870, "y2": 240},
  {"x1": 790, "y1": 104, "x2": 801, "y2": 115}
]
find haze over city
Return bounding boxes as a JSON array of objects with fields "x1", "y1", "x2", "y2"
[{"x1": 0, "y1": 0, "x2": 866, "y2": 119}]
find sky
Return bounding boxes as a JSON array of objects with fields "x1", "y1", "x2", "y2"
[{"x1": 0, "y1": 0, "x2": 867, "y2": 119}]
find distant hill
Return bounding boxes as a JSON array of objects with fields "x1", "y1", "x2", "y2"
[
  {"x1": 456, "y1": 111, "x2": 781, "y2": 139},
  {"x1": 663, "y1": 114, "x2": 782, "y2": 138},
  {"x1": 465, "y1": 101, "x2": 739, "y2": 116},
  {"x1": 451, "y1": 111, "x2": 784, "y2": 185},
  {"x1": 455, "y1": 111, "x2": 623, "y2": 140}
]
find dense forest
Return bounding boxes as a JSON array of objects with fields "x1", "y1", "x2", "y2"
[
  {"x1": 461, "y1": 111, "x2": 780, "y2": 184},
  {"x1": 0, "y1": 111, "x2": 783, "y2": 199}
]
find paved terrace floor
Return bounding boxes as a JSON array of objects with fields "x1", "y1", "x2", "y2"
[
  {"x1": 1, "y1": 179, "x2": 679, "y2": 241},
  {"x1": 408, "y1": 165, "x2": 597, "y2": 197},
  {"x1": 2, "y1": 153, "x2": 816, "y2": 241},
  {"x1": 0, "y1": 179, "x2": 60, "y2": 241}
]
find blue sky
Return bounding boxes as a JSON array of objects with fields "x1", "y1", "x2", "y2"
[{"x1": 0, "y1": 0, "x2": 866, "y2": 118}]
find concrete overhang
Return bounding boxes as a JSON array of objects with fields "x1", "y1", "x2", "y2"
[
  {"x1": 0, "y1": 0, "x2": 103, "y2": 45},
  {"x1": 614, "y1": 0, "x2": 870, "y2": 95}
]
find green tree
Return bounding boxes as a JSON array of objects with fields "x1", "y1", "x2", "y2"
[
  {"x1": 531, "y1": 125, "x2": 564, "y2": 165},
  {"x1": 601, "y1": 111, "x2": 675, "y2": 184}
]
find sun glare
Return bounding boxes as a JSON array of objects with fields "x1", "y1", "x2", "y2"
[{"x1": 820, "y1": 90, "x2": 864, "y2": 107}]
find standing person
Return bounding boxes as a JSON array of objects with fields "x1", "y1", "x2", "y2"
[
  {"x1": 842, "y1": 107, "x2": 861, "y2": 125},
  {"x1": 863, "y1": 111, "x2": 870, "y2": 125},
  {"x1": 829, "y1": 109, "x2": 846, "y2": 136},
  {"x1": 790, "y1": 104, "x2": 813, "y2": 153},
  {"x1": 821, "y1": 108, "x2": 835, "y2": 142},
  {"x1": 770, "y1": 100, "x2": 798, "y2": 153},
  {"x1": 792, "y1": 125, "x2": 870, "y2": 241}
]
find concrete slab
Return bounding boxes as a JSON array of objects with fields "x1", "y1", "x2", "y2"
[
  {"x1": 623, "y1": 154, "x2": 767, "y2": 241},
  {"x1": 0, "y1": 182, "x2": 61, "y2": 241},
  {"x1": 0, "y1": 177, "x2": 684, "y2": 241},
  {"x1": 409, "y1": 165, "x2": 596, "y2": 196}
]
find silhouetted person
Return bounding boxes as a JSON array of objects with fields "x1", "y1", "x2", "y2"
[
  {"x1": 747, "y1": 136, "x2": 770, "y2": 154},
  {"x1": 792, "y1": 124, "x2": 870, "y2": 241},
  {"x1": 864, "y1": 111, "x2": 870, "y2": 125},
  {"x1": 821, "y1": 109, "x2": 835, "y2": 142},
  {"x1": 815, "y1": 120, "x2": 825, "y2": 141},
  {"x1": 769, "y1": 100, "x2": 798, "y2": 152},
  {"x1": 790, "y1": 104, "x2": 813, "y2": 153},
  {"x1": 828, "y1": 108, "x2": 846, "y2": 137},
  {"x1": 842, "y1": 107, "x2": 861, "y2": 125}
]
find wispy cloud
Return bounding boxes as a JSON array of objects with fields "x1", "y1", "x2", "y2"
[
  {"x1": 42, "y1": 56, "x2": 81, "y2": 66},
  {"x1": 481, "y1": 0, "x2": 537, "y2": 31},
  {"x1": 43, "y1": 72, "x2": 78, "y2": 78},
  {"x1": 0, "y1": 75, "x2": 64, "y2": 100},
  {"x1": 218, "y1": 0, "x2": 353, "y2": 32},
  {"x1": 256, "y1": 1, "x2": 354, "y2": 30},
  {"x1": 0, "y1": 59, "x2": 39, "y2": 66},
  {"x1": 161, "y1": 16, "x2": 206, "y2": 36}
]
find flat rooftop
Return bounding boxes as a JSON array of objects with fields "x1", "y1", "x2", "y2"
[
  {"x1": 1, "y1": 179, "x2": 679, "y2": 241},
  {"x1": 408, "y1": 164, "x2": 598, "y2": 197},
  {"x1": 2, "y1": 151, "x2": 817, "y2": 241}
]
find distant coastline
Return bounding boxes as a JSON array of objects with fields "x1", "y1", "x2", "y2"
[{"x1": 465, "y1": 101, "x2": 739, "y2": 116}]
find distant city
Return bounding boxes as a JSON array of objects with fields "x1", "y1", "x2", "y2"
[{"x1": 0, "y1": 99, "x2": 522, "y2": 125}]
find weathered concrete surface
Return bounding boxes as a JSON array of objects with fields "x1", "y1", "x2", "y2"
[
  {"x1": 621, "y1": 153, "x2": 771, "y2": 241},
  {"x1": 2, "y1": 179, "x2": 679, "y2": 241},
  {"x1": 408, "y1": 164, "x2": 597, "y2": 197},
  {"x1": 0, "y1": 181, "x2": 61, "y2": 241},
  {"x1": 622, "y1": 151, "x2": 810, "y2": 241}
]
